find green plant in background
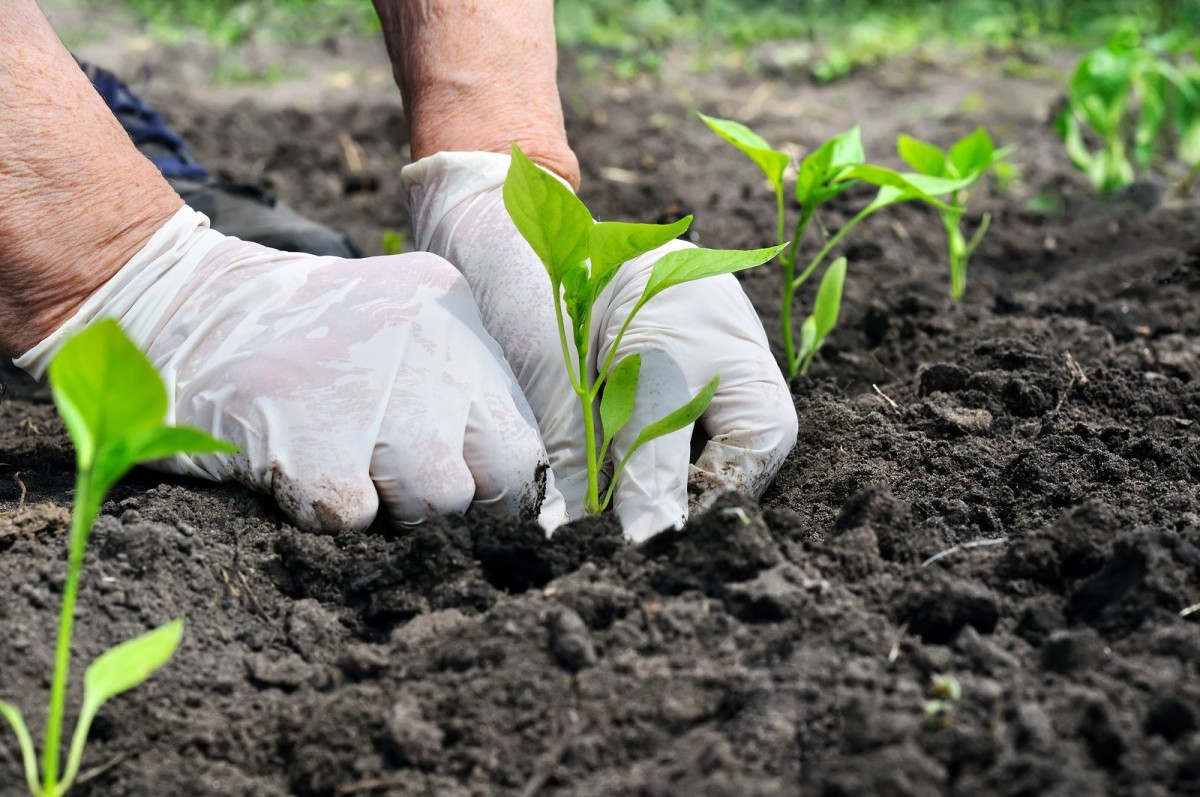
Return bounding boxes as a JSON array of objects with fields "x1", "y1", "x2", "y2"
[
  {"x1": 701, "y1": 115, "x2": 976, "y2": 377},
  {"x1": 380, "y1": 229, "x2": 407, "y2": 256},
  {"x1": 923, "y1": 673, "x2": 963, "y2": 729},
  {"x1": 0, "y1": 321, "x2": 236, "y2": 797},
  {"x1": 896, "y1": 128, "x2": 1014, "y2": 301},
  {"x1": 502, "y1": 144, "x2": 782, "y2": 515},
  {"x1": 1055, "y1": 28, "x2": 1200, "y2": 193}
]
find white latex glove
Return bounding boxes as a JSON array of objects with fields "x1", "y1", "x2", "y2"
[
  {"x1": 403, "y1": 152, "x2": 797, "y2": 541},
  {"x1": 14, "y1": 206, "x2": 565, "y2": 534}
]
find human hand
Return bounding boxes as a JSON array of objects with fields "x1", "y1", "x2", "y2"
[
  {"x1": 403, "y1": 152, "x2": 797, "y2": 541},
  {"x1": 14, "y1": 206, "x2": 565, "y2": 534}
]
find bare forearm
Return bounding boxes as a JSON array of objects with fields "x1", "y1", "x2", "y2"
[
  {"x1": 373, "y1": 0, "x2": 580, "y2": 188},
  {"x1": 0, "y1": 0, "x2": 182, "y2": 356}
]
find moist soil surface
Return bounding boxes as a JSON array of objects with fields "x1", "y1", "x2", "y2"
[{"x1": 3, "y1": 16, "x2": 1200, "y2": 797}]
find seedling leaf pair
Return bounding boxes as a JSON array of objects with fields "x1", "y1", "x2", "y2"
[
  {"x1": 893, "y1": 128, "x2": 1014, "y2": 301},
  {"x1": 0, "y1": 320, "x2": 235, "y2": 797},
  {"x1": 1056, "y1": 33, "x2": 1200, "y2": 193},
  {"x1": 704, "y1": 114, "x2": 1004, "y2": 376},
  {"x1": 503, "y1": 144, "x2": 781, "y2": 513}
]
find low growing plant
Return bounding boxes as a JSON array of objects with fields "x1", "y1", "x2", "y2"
[
  {"x1": 1055, "y1": 29, "x2": 1200, "y2": 193},
  {"x1": 895, "y1": 128, "x2": 1014, "y2": 301},
  {"x1": 701, "y1": 115, "x2": 977, "y2": 377},
  {"x1": 0, "y1": 320, "x2": 236, "y2": 797},
  {"x1": 502, "y1": 144, "x2": 783, "y2": 515}
]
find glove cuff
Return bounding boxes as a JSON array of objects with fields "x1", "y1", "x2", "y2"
[
  {"x1": 13, "y1": 205, "x2": 224, "y2": 379},
  {"x1": 401, "y1": 151, "x2": 575, "y2": 252}
]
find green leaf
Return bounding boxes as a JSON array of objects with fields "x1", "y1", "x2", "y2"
[
  {"x1": 0, "y1": 700, "x2": 41, "y2": 796},
  {"x1": 625, "y1": 374, "x2": 720, "y2": 461},
  {"x1": 897, "y1": 134, "x2": 947, "y2": 176},
  {"x1": 811, "y1": 256, "x2": 847, "y2": 342},
  {"x1": 1055, "y1": 109, "x2": 1098, "y2": 172},
  {"x1": 641, "y1": 244, "x2": 786, "y2": 305},
  {"x1": 129, "y1": 426, "x2": 239, "y2": 463},
  {"x1": 599, "y1": 354, "x2": 641, "y2": 453},
  {"x1": 797, "y1": 127, "x2": 865, "y2": 203},
  {"x1": 841, "y1": 166, "x2": 975, "y2": 211},
  {"x1": 49, "y1": 322, "x2": 240, "y2": 504},
  {"x1": 700, "y1": 113, "x2": 789, "y2": 194},
  {"x1": 63, "y1": 620, "x2": 185, "y2": 793},
  {"x1": 82, "y1": 619, "x2": 184, "y2": 711},
  {"x1": 561, "y1": 264, "x2": 592, "y2": 352},
  {"x1": 48, "y1": 319, "x2": 167, "y2": 470},
  {"x1": 797, "y1": 317, "x2": 818, "y2": 366},
  {"x1": 502, "y1": 143, "x2": 593, "y2": 285},
  {"x1": 589, "y1": 217, "x2": 692, "y2": 299},
  {"x1": 1135, "y1": 72, "x2": 1167, "y2": 167},
  {"x1": 948, "y1": 128, "x2": 996, "y2": 177}
]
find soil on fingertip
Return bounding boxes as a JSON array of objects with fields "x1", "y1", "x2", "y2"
[{"x1": 2, "y1": 14, "x2": 1199, "y2": 796}]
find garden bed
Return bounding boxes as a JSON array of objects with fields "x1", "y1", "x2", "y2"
[{"x1": 1, "y1": 40, "x2": 1199, "y2": 796}]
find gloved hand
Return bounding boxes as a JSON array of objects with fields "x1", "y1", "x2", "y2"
[
  {"x1": 14, "y1": 205, "x2": 565, "y2": 533},
  {"x1": 403, "y1": 152, "x2": 797, "y2": 541}
]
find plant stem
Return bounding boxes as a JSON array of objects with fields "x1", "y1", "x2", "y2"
[
  {"x1": 792, "y1": 206, "x2": 872, "y2": 291},
  {"x1": 781, "y1": 205, "x2": 814, "y2": 379},
  {"x1": 580, "y1": 363, "x2": 601, "y2": 514},
  {"x1": 43, "y1": 471, "x2": 93, "y2": 797}
]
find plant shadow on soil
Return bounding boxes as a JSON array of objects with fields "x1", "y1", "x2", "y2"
[{"x1": 2, "y1": 44, "x2": 1200, "y2": 797}]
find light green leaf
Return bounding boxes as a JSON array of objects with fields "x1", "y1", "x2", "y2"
[
  {"x1": 798, "y1": 127, "x2": 867, "y2": 204},
  {"x1": 1134, "y1": 72, "x2": 1167, "y2": 167},
  {"x1": 82, "y1": 619, "x2": 184, "y2": 711},
  {"x1": 811, "y1": 256, "x2": 847, "y2": 342},
  {"x1": 600, "y1": 354, "x2": 641, "y2": 453},
  {"x1": 129, "y1": 426, "x2": 239, "y2": 463},
  {"x1": 842, "y1": 166, "x2": 975, "y2": 211},
  {"x1": 948, "y1": 128, "x2": 996, "y2": 177},
  {"x1": 63, "y1": 620, "x2": 185, "y2": 793},
  {"x1": 48, "y1": 319, "x2": 167, "y2": 470},
  {"x1": 0, "y1": 700, "x2": 41, "y2": 796},
  {"x1": 1055, "y1": 109, "x2": 1097, "y2": 172},
  {"x1": 589, "y1": 217, "x2": 692, "y2": 298},
  {"x1": 502, "y1": 143, "x2": 593, "y2": 285},
  {"x1": 700, "y1": 113, "x2": 789, "y2": 193},
  {"x1": 898, "y1": 134, "x2": 948, "y2": 176},
  {"x1": 625, "y1": 374, "x2": 720, "y2": 460},
  {"x1": 797, "y1": 317, "x2": 818, "y2": 365},
  {"x1": 561, "y1": 264, "x2": 592, "y2": 352},
  {"x1": 641, "y1": 244, "x2": 786, "y2": 305}
]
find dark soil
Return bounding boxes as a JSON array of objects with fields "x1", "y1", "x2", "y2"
[{"x1": 2, "y1": 35, "x2": 1200, "y2": 797}]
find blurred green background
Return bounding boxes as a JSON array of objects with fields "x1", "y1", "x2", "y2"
[{"x1": 89, "y1": 0, "x2": 1197, "y2": 80}]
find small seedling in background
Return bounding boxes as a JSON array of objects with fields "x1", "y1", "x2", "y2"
[
  {"x1": 897, "y1": 128, "x2": 1014, "y2": 301},
  {"x1": 1056, "y1": 29, "x2": 1200, "y2": 194},
  {"x1": 0, "y1": 321, "x2": 236, "y2": 797},
  {"x1": 380, "y1": 229, "x2": 407, "y2": 256},
  {"x1": 701, "y1": 115, "x2": 976, "y2": 377},
  {"x1": 503, "y1": 144, "x2": 782, "y2": 515},
  {"x1": 923, "y1": 673, "x2": 963, "y2": 729}
]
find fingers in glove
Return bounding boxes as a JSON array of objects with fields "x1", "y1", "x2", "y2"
[{"x1": 691, "y1": 295, "x2": 798, "y2": 500}]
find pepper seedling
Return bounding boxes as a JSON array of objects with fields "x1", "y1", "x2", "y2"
[
  {"x1": 896, "y1": 128, "x2": 1014, "y2": 301},
  {"x1": 502, "y1": 143, "x2": 783, "y2": 515},
  {"x1": 0, "y1": 320, "x2": 237, "y2": 797},
  {"x1": 1056, "y1": 29, "x2": 1200, "y2": 194},
  {"x1": 701, "y1": 115, "x2": 975, "y2": 377}
]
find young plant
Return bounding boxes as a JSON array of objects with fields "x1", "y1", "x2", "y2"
[
  {"x1": 0, "y1": 320, "x2": 236, "y2": 797},
  {"x1": 896, "y1": 128, "x2": 1014, "y2": 301},
  {"x1": 701, "y1": 115, "x2": 976, "y2": 377},
  {"x1": 923, "y1": 673, "x2": 963, "y2": 729},
  {"x1": 1056, "y1": 31, "x2": 1200, "y2": 193},
  {"x1": 502, "y1": 144, "x2": 783, "y2": 515}
]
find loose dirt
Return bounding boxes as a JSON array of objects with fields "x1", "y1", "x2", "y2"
[{"x1": 1, "y1": 16, "x2": 1199, "y2": 796}]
